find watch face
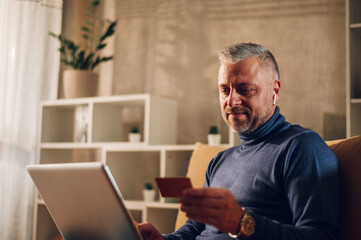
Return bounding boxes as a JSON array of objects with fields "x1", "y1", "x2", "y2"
[{"x1": 241, "y1": 214, "x2": 256, "y2": 237}]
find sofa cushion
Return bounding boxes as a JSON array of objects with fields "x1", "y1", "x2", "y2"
[
  {"x1": 326, "y1": 135, "x2": 361, "y2": 240},
  {"x1": 174, "y1": 142, "x2": 228, "y2": 230}
]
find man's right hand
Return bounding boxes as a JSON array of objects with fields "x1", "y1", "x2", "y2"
[{"x1": 135, "y1": 221, "x2": 165, "y2": 240}]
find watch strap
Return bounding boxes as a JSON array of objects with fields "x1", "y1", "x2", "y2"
[{"x1": 228, "y1": 208, "x2": 255, "y2": 239}]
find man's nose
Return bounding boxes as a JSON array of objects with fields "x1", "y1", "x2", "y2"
[{"x1": 228, "y1": 89, "x2": 242, "y2": 107}]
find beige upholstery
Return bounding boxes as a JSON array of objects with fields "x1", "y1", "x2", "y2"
[
  {"x1": 327, "y1": 136, "x2": 361, "y2": 239},
  {"x1": 175, "y1": 136, "x2": 361, "y2": 240},
  {"x1": 174, "y1": 143, "x2": 228, "y2": 230}
]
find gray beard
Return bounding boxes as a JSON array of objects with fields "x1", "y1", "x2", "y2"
[{"x1": 223, "y1": 109, "x2": 272, "y2": 136}]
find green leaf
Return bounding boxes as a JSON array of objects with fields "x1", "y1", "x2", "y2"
[
  {"x1": 49, "y1": 0, "x2": 116, "y2": 70},
  {"x1": 85, "y1": 20, "x2": 93, "y2": 26},
  {"x1": 100, "y1": 21, "x2": 117, "y2": 42},
  {"x1": 81, "y1": 52, "x2": 95, "y2": 69},
  {"x1": 61, "y1": 59, "x2": 74, "y2": 67},
  {"x1": 49, "y1": 32, "x2": 57, "y2": 37},
  {"x1": 81, "y1": 26, "x2": 91, "y2": 32},
  {"x1": 92, "y1": 56, "x2": 113, "y2": 70},
  {"x1": 74, "y1": 50, "x2": 86, "y2": 69},
  {"x1": 92, "y1": 56, "x2": 101, "y2": 69},
  {"x1": 91, "y1": 0, "x2": 100, "y2": 8},
  {"x1": 102, "y1": 56, "x2": 113, "y2": 61},
  {"x1": 96, "y1": 43, "x2": 106, "y2": 50},
  {"x1": 87, "y1": 6, "x2": 95, "y2": 13}
]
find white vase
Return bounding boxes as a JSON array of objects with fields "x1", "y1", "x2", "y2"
[
  {"x1": 63, "y1": 70, "x2": 98, "y2": 98},
  {"x1": 129, "y1": 133, "x2": 141, "y2": 143},
  {"x1": 207, "y1": 134, "x2": 221, "y2": 145},
  {"x1": 143, "y1": 189, "x2": 156, "y2": 202}
]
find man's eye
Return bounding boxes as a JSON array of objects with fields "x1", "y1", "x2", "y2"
[
  {"x1": 240, "y1": 89, "x2": 255, "y2": 96},
  {"x1": 220, "y1": 88, "x2": 229, "y2": 94}
]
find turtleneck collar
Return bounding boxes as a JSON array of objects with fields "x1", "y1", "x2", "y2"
[{"x1": 238, "y1": 107, "x2": 287, "y2": 148}]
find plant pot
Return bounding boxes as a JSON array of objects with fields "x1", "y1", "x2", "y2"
[
  {"x1": 143, "y1": 189, "x2": 156, "y2": 202},
  {"x1": 129, "y1": 133, "x2": 141, "y2": 143},
  {"x1": 63, "y1": 70, "x2": 98, "y2": 98},
  {"x1": 207, "y1": 134, "x2": 221, "y2": 146}
]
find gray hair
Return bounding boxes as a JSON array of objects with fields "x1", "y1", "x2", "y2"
[{"x1": 218, "y1": 42, "x2": 280, "y2": 80}]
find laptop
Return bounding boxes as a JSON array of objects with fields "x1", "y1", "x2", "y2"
[{"x1": 27, "y1": 162, "x2": 143, "y2": 240}]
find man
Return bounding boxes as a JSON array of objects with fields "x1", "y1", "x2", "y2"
[{"x1": 137, "y1": 43, "x2": 340, "y2": 240}]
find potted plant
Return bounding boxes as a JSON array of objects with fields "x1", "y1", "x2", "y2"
[
  {"x1": 143, "y1": 182, "x2": 156, "y2": 202},
  {"x1": 129, "y1": 126, "x2": 141, "y2": 143},
  {"x1": 207, "y1": 125, "x2": 221, "y2": 145},
  {"x1": 50, "y1": 0, "x2": 117, "y2": 98}
]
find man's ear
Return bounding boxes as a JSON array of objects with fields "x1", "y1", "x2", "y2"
[{"x1": 273, "y1": 80, "x2": 281, "y2": 105}]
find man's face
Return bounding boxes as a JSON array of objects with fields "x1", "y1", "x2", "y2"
[{"x1": 218, "y1": 57, "x2": 278, "y2": 135}]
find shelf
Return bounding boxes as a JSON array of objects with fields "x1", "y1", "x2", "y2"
[
  {"x1": 146, "y1": 208, "x2": 179, "y2": 234},
  {"x1": 105, "y1": 144, "x2": 194, "y2": 152},
  {"x1": 124, "y1": 200, "x2": 146, "y2": 210},
  {"x1": 91, "y1": 100, "x2": 145, "y2": 143},
  {"x1": 40, "y1": 94, "x2": 178, "y2": 145},
  {"x1": 40, "y1": 142, "x2": 148, "y2": 149},
  {"x1": 146, "y1": 202, "x2": 180, "y2": 209},
  {"x1": 124, "y1": 200, "x2": 180, "y2": 210},
  {"x1": 38, "y1": 198, "x2": 181, "y2": 209},
  {"x1": 42, "y1": 94, "x2": 153, "y2": 106},
  {"x1": 33, "y1": 94, "x2": 195, "y2": 239},
  {"x1": 350, "y1": 24, "x2": 361, "y2": 39},
  {"x1": 40, "y1": 143, "x2": 103, "y2": 148},
  {"x1": 351, "y1": 98, "x2": 361, "y2": 104},
  {"x1": 350, "y1": 23, "x2": 361, "y2": 28},
  {"x1": 347, "y1": 0, "x2": 361, "y2": 137},
  {"x1": 106, "y1": 151, "x2": 161, "y2": 201}
]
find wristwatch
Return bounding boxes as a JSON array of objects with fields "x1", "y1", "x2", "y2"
[{"x1": 228, "y1": 208, "x2": 256, "y2": 239}]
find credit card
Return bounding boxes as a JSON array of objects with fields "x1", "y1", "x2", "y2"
[{"x1": 155, "y1": 177, "x2": 192, "y2": 198}]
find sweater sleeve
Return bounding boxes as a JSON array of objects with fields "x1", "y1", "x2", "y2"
[
  {"x1": 162, "y1": 218, "x2": 205, "y2": 240},
  {"x1": 247, "y1": 132, "x2": 340, "y2": 240},
  {"x1": 162, "y1": 154, "x2": 220, "y2": 240}
]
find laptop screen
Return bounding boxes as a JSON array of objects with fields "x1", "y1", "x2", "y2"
[{"x1": 28, "y1": 162, "x2": 143, "y2": 240}]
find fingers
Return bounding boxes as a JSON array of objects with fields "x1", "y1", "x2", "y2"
[
  {"x1": 181, "y1": 196, "x2": 233, "y2": 218},
  {"x1": 137, "y1": 222, "x2": 165, "y2": 240},
  {"x1": 182, "y1": 187, "x2": 228, "y2": 199},
  {"x1": 181, "y1": 188, "x2": 234, "y2": 209},
  {"x1": 179, "y1": 188, "x2": 244, "y2": 234},
  {"x1": 181, "y1": 196, "x2": 235, "y2": 219},
  {"x1": 181, "y1": 203, "x2": 224, "y2": 218}
]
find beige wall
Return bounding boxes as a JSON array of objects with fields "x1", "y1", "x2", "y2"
[{"x1": 61, "y1": 0, "x2": 346, "y2": 143}]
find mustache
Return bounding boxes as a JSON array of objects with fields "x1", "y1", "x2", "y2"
[{"x1": 225, "y1": 106, "x2": 250, "y2": 115}]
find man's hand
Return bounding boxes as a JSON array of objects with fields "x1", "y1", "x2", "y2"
[
  {"x1": 134, "y1": 221, "x2": 165, "y2": 240},
  {"x1": 180, "y1": 188, "x2": 245, "y2": 234}
]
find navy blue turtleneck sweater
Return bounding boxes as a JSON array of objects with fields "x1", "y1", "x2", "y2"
[{"x1": 164, "y1": 107, "x2": 340, "y2": 240}]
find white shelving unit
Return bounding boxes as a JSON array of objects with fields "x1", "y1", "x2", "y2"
[
  {"x1": 346, "y1": 0, "x2": 361, "y2": 137},
  {"x1": 32, "y1": 94, "x2": 186, "y2": 240},
  {"x1": 32, "y1": 94, "x2": 236, "y2": 240},
  {"x1": 40, "y1": 94, "x2": 178, "y2": 145},
  {"x1": 33, "y1": 144, "x2": 195, "y2": 240}
]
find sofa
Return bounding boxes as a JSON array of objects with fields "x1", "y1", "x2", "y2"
[{"x1": 174, "y1": 136, "x2": 361, "y2": 239}]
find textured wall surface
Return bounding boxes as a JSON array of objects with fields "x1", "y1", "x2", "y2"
[{"x1": 61, "y1": 0, "x2": 346, "y2": 143}]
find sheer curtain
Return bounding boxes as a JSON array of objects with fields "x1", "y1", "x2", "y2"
[{"x1": 0, "y1": 0, "x2": 62, "y2": 239}]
